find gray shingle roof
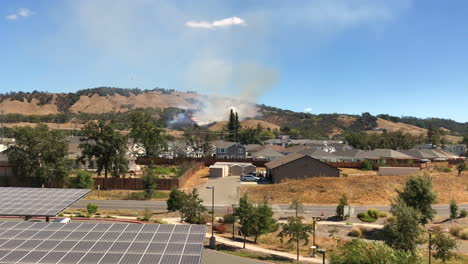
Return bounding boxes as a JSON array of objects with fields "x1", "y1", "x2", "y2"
[
  {"x1": 251, "y1": 148, "x2": 285, "y2": 158},
  {"x1": 298, "y1": 148, "x2": 335, "y2": 159},
  {"x1": 368, "y1": 149, "x2": 415, "y2": 159}
]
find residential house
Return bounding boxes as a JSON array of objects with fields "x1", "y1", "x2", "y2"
[
  {"x1": 298, "y1": 148, "x2": 337, "y2": 162},
  {"x1": 282, "y1": 145, "x2": 310, "y2": 154},
  {"x1": 265, "y1": 153, "x2": 340, "y2": 183},
  {"x1": 215, "y1": 142, "x2": 246, "y2": 159},
  {"x1": 251, "y1": 148, "x2": 285, "y2": 161},
  {"x1": 249, "y1": 145, "x2": 287, "y2": 154},
  {"x1": 367, "y1": 149, "x2": 416, "y2": 162},
  {"x1": 444, "y1": 144, "x2": 467, "y2": 156},
  {"x1": 332, "y1": 149, "x2": 379, "y2": 162}
]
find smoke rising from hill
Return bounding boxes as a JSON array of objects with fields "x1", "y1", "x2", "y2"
[{"x1": 186, "y1": 59, "x2": 279, "y2": 124}]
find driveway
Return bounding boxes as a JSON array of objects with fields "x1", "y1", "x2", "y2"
[{"x1": 198, "y1": 176, "x2": 241, "y2": 207}]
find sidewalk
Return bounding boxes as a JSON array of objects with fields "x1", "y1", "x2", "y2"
[{"x1": 206, "y1": 233, "x2": 324, "y2": 263}]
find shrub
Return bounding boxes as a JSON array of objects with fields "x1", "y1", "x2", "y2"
[
  {"x1": 222, "y1": 214, "x2": 235, "y2": 224},
  {"x1": 450, "y1": 199, "x2": 458, "y2": 219},
  {"x1": 459, "y1": 230, "x2": 468, "y2": 240},
  {"x1": 367, "y1": 209, "x2": 380, "y2": 219},
  {"x1": 86, "y1": 203, "x2": 98, "y2": 215},
  {"x1": 166, "y1": 187, "x2": 185, "y2": 212},
  {"x1": 361, "y1": 160, "x2": 373, "y2": 171},
  {"x1": 436, "y1": 166, "x2": 452, "y2": 173},
  {"x1": 449, "y1": 226, "x2": 461, "y2": 237},
  {"x1": 72, "y1": 171, "x2": 94, "y2": 189},
  {"x1": 378, "y1": 211, "x2": 389, "y2": 218},
  {"x1": 460, "y1": 209, "x2": 467, "y2": 218},
  {"x1": 153, "y1": 218, "x2": 168, "y2": 224},
  {"x1": 357, "y1": 212, "x2": 377, "y2": 223},
  {"x1": 214, "y1": 223, "x2": 228, "y2": 233},
  {"x1": 348, "y1": 227, "x2": 362, "y2": 237},
  {"x1": 141, "y1": 208, "x2": 153, "y2": 221}
]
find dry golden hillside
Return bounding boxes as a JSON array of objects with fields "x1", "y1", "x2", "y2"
[
  {"x1": 208, "y1": 119, "x2": 280, "y2": 131},
  {"x1": 374, "y1": 118, "x2": 462, "y2": 143},
  {"x1": 241, "y1": 171, "x2": 468, "y2": 205},
  {"x1": 0, "y1": 91, "x2": 199, "y2": 115}
]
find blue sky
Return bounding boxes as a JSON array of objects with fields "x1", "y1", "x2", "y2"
[{"x1": 1, "y1": 0, "x2": 468, "y2": 122}]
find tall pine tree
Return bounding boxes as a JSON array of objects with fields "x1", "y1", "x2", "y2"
[{"x1": 226, "y1": 109, "x2": 242, "y2": 142}]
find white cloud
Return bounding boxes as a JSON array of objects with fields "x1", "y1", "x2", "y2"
[
  {"x1": 18, "y1": 8, "x2": 33, "y2": 17},
  {"x1": 304, "y1": 108, "x2": 313, "y2": 112},
  {"x1": 5, "y1": 8, "x2": 33, "y2": 21},
  {"x1": 185, "y1": 16, "x2": 246, "y2": 29},
  {"x1": 5, "y1": 14, "x2": 18, "y2": 20}
]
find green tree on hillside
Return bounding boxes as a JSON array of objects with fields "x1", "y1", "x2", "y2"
[
  {"x1": 184, "y1": 126, "x2": 213, "y2": 158},
  {"x1": 279, "y1": 217, "x2": 314, "y2": 261},
  {"x1": 396, "y1": 174, "x2": 437, "y2": 224},
  {"x1": 79, "y1": 121, "x2": 128, "y2": 178},
  {"x1": 383, "y1": 199, "x2": 423, "y2": 251},
  {"x1": 7, "y1": 124, "x2": 70, "y2": 186},
  {"x1": 167, "y1": 187, "x2": 185, "y2": 212},
  {"x1": 236, "y1": 194, "x2": 258, "y2": 248},
  {"x1": 226, "y1": 109, "x2": 241, "y2": 142},
  {"x1": 431, "y1": 231, "x2": 459, "y2": 264},
  {"x1": 258, "y1": 130, "x2": 275, "y2": 141},
  {"x1": 238, "y1": 128, "x2": 262, "y2": 145},
  {"x1": 142, "y1": 165, "x2": 157, "y2": 199},
  {"x1": 129, "y1": 110, "x2": 167, "y2": 157},
  {"x1": 336, "y1": 194, "x2": 349, "y2": 220},
  {"x1": 179, "y1": 189, "x2": 206, "y2": 224},
  {"x1": 253, "y1": 201, "x2": 277, "y2": 242}
]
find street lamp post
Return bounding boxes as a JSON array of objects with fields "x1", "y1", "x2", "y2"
[
  {"x1": 232, "y1": 204, "x2": 236, "y2": 239},
  {"x1": 206, "y1": 186, "x2": 216, "y2": 249},
  {"x1": 428, "y1": 228, "x2": 433, "y2": 264},
  {"x1": 317, "y1": 249, "x2": 326, "y2": 264},
  {"x1": 312, "y1": 217, "x2": 317, "y2": 257}
]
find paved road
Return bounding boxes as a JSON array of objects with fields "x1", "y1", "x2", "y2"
[
  {"x1": 202, "y1": 249, "x2": 268, "y2": 264},
  {"x1": 71, "y1": 199, "x2": 468, "y2": 217},
  {"x1": 198, "y1": 176, "x2": 241, "y2": 207}
]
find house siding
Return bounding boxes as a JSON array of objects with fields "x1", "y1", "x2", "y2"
[
  {"x1": 216, "y1": 144, "x2": 246, "y2": 159},
  {"x1": 269, "y1": 156, "x2": 340, "y2": 183}
]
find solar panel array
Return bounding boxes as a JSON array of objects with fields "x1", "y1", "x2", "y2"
[
  {"x1": 0, "y1": 222, "x2": 206, "y2": 264},
  {"x1": 0, "y1": 188, "x2": 90, "y2": 217}
]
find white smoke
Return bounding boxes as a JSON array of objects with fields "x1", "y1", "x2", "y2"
[{"x1": 186, "y1": 59, "x2": 279, "y2": 124}]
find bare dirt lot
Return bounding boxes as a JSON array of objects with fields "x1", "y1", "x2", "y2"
[{"x1": 241, "y1": 170, "x2": 468, "y2": 205}]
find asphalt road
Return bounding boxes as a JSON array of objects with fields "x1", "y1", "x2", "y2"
[
  {"x1": 202, "y1": 249, "x2": 267, "y2": 264},
  {"x1": 71, "y1": 199, "x2": 468, "y2": 217}
]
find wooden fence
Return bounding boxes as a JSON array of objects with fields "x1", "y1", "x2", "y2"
[
  {"x1": 326, "y1": 162, "x2": 361, "y2": 168},
  {"x1": 93, "y1": 162, "x2": 205, "y2": 190}
]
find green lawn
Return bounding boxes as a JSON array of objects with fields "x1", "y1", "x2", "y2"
[{"x1": 211, "y1": 244, "x2": 304, "y2": 264}]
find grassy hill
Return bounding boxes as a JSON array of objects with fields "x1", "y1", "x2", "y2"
[{"x1": 0, "y1": 88, "x2": 466, "y2": 142}]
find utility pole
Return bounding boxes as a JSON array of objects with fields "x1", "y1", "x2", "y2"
[{"x1": 0, "y1": 110, "x2": 4, "y2": 142}]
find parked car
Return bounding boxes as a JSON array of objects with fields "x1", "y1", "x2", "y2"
[
  {"x1": 53, "y1": 218, "x2": 71, "y2": 223},
  {"x1": 241, "y1": 174, "x2": 260, "y2": 182}
]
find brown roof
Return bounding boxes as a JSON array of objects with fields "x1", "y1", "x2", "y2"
[
  {"x1": 250, "y1": 145, "x2": 287, "y2": 153},
  {"x1": 282, "y1": 145, "x2": 309, "y2": 153},
  {"x1": 265, "y1": 153, "x2": 305, "y2": 169}
]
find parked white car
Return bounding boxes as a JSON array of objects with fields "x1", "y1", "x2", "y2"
[{"x1": 53, "y1": 218, "x2": 71, "y2": 223}]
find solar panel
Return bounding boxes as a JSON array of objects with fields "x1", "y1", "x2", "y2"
[
  {"x1": 0, "y1": 187, "x2": 90, "y2": 217},
  {"x1": 0, "y1": 222, "x2": 206, "y2": 264}
]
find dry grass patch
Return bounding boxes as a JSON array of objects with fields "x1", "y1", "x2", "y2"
[{"x1": 241, "y1": 172, "x2": 468, "y2": 205}]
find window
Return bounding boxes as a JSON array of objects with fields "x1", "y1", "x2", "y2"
[
  {"x1": 238, "y1": 155, "x2": 243, "y2": 159},
  {"x1": 218, "y1": 148, "x2": 226, "y2": 153},
  {"x1": 231, "y1": 155, "x2": 236, "y2": 159},
  {"x1": 238, "y1": 148, "x2": 244, "y2": 154}
]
